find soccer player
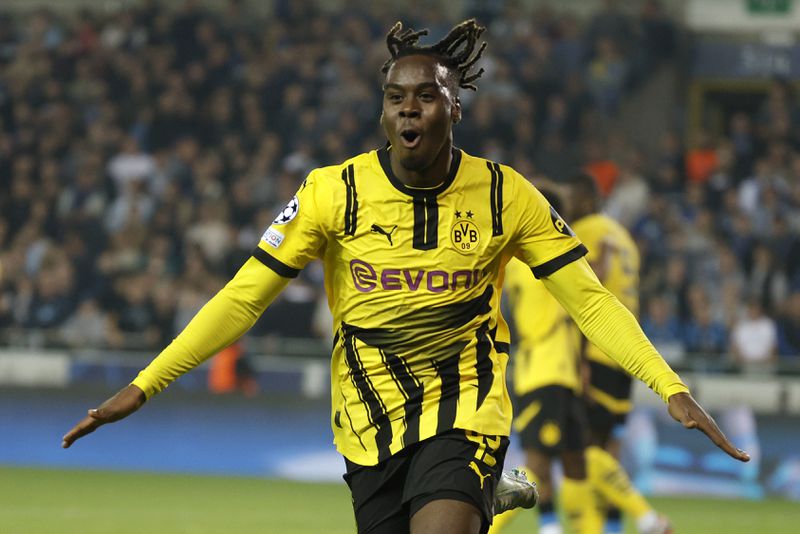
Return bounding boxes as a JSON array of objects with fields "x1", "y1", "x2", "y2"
[
  {"x1": 570, "y1": 171, "x2": 668, "y2": 534},
  {"x1": 63, "y1": 20, "x2": 748, "y2": 534},
  {"x1": 492, "y1": 186, "x2": 670, "y2": 534},
  {"x1": 492, "y1": 186, "x2": 603, "y2": 534}
]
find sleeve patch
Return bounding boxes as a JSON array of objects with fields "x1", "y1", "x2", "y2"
[
  {"x1": 550, "y1": 206, "x2": 575, "y2": 237},
  {"x1": 273, "y1": 195, "x2": 299, "y2": 225},
  {"x1": 261, "y1": 227, "x2": 285, "y2": 249}
]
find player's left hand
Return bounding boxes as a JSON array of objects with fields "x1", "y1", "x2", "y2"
[
  {"x1": 61, "y1": 384, "x2": 146, "y2": 449},
  {"x1": 667, "y1": 391, "x2": 750, "y2": 463}
]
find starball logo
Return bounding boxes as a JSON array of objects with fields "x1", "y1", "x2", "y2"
[{"x1": 350, "y1": 259, "x2": 483, "y2": 293}]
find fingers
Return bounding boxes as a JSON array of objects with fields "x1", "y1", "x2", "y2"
[
  {"x1": 61, "y1": 414, "x2": 102, "y2": 449},
  {"x1": 668, "y1": 393, "x2": 750, "y2": 463},
  {"x1": 695, "y1": 414, "x2": 751, "y2": 463}
]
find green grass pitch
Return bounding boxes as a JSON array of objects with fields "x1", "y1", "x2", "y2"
[{"x1": 0, "y1": 466, "x2": 796, "y2": 533}]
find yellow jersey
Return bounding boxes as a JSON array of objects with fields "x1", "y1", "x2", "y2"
[
  {"x1": 504, "y1": 259, "x2": 580, "y2": 395},
  {"x1": 255, "y1": 146, "x2": 586, "y2": 465},
  {"x1": 571, "y1": 213, "x2": 640, "y2": 370}
]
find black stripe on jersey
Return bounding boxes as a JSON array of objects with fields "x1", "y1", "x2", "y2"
[
  {"x1": 343, "y1": 402, "x2": 368, "y2": 452},
  {"x1": 434, "y1": 352, "x2": 461, "y2": 434},
  {"x1": 531, "y1": 244, "x2": 589, "y2": 279},
  {"x1": 343, "y1": 332, "x2": 392, "y2": 461},
  {"x1": 341, "y1": 285, "x2": 493, "y2": 355},
  {"x1": 488, "y1": 325, "x2": 510, "y2": 354},
  {"x1": 475, "y1": 321, "x2": 494, "y2": 410},
  {"x1": 381, "y1": 350, "x2": 423, "y2": 447},
  {"x1": 251, "y1": 247, "x2": 300, "y2": 278},
  {"x1": 342, "y1": 164, "x2": 358, "y2": 236},
  {"x1": 412, "y1": 196, "x2": 439, "y2": 250},
  {"x1": 487, "y1": 162, "x2": 504, "y2": 236}
]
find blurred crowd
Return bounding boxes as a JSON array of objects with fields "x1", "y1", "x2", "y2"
[{"x1": 0, "y1": 0, "x2": 798, "y2": 371}]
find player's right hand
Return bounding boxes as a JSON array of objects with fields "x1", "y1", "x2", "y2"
[{"x1": 61, "y1": 384, "x2": 146, "y2": 449}]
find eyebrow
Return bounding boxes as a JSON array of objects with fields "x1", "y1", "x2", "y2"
[{"x1": 383, "y1": 82, "x2": 439, "y2": 92}]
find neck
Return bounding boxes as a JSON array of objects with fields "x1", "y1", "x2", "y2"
[{"x1": 389, "y1": 138, "x2": 453, "y2": 189}]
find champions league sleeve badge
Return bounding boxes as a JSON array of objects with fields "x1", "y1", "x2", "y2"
[{"x1": 273, "y1": 195, "x2": 299, "y2": 225}]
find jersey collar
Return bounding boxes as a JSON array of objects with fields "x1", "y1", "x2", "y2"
[{"x1": 377, "y1": 144, "x2": 462, "y2": 198}]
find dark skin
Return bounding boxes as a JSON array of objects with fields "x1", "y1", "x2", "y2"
[
  {"x1": 381, "y1": 54, "x2": 461, "y2": 188},
  {"x1": 62, "y1": 52, "x2": 748, "y2": 534}
]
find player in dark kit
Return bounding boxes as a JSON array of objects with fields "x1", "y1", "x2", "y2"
[{"x1": 63, "y1": 20, "x2": 749, "y2": 534}]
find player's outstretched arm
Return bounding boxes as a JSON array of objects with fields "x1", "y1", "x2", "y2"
[
  {"x1": 62, "y1": 384, "x2": 146, "y2": 448},
  {"x1": 542, "y1": 258, "x2": 749, "y2": 462},
  {"x1": 667, "y1": 391, "x2": 750, "y2": 462},
  {"x1": 61, "y1": 257, "x2": 290, "y2": 448}
]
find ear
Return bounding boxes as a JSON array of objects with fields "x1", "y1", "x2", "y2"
[{"x1": 452, "y1": 97, "x2": 462, "y2": 125}]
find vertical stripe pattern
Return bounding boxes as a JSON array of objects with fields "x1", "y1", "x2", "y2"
[
  {"x1": 381, "y1": 350, "x2": 423, "y2": 447},
  {"x1": 342, "y1": 164, "x2": 357, "y2": 236},
  {"x1": 343, "y1": 334, "x2": 392, "y2": 461},
  {"x1": 412, "y1": 196, "x2": 439, "y2": 250},
  {"x1": 487, "y1": 161, "x2": 504, "y2": 236},
  {"x1": 474, "y1": 321, "x2": 494, "y2": 410},
  {"x1": 434, "y1": 353, "x2": 461, "y2": 433}
]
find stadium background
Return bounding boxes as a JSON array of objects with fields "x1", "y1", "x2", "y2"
[{"x1": 1, "y1": 0, "x2": 800, "y2": 532}]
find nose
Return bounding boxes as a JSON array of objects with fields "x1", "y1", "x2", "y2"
[{"x1": 399, "y1": 106, "x2": 421, "y2": 119}]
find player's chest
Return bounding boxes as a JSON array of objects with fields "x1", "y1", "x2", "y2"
[{"x1": 332, "y1": 192, "x2": 507, "y2": 272}]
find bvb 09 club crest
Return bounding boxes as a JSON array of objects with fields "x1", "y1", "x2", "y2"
[{"x1": 451, "y1": 220, "x2": 480, "y2": 254}]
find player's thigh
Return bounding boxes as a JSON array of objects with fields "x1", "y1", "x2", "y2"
[
  {"x1": 343, "y1": 454, "x2": 411, "y2": 534},
  {"x1": 410, "y1": 498, "x2": 483, "y2": 534},
  {"x1": 516, "y1": 385, "x2": 572, "y2": 456},
  {"x1": 561, "y1": 393, "x2": 590, "y2": 479},
  {"x1": 405, "y1": 430, "x2": 509, "y2": 534}
]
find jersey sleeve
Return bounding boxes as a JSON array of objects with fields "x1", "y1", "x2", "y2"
[
  {"x1": 512, "y1": 175, "x2": 587, "y2": 278},
  {"x1": 253, "y1": 169, "x2": 332, "y2": 277}
]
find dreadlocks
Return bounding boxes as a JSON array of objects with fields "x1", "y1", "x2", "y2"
[{"x1": 381, "y1": 19, "x2": 487, "y2": 91}]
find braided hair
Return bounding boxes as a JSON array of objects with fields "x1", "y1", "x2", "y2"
[{"x1": 381, "y1": 19, "x2": 487, "y2": 91}]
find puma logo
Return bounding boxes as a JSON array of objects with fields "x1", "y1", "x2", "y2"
[
  {"x1": 468, "y1": 461, "x2": 492, "y2": 490},
  {"x1": 370, "y1": 224, "x2": 397, "y2": 246}
]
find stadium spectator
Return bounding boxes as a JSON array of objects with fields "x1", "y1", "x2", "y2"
[
  {"x1": 641, "y1": 295, "x2": 685, "y2": 364},
  {"x1": 685, "y1": 129, "x2": 718, "y2": 184},
  {"x1": 730, "y1": 299, "x2": 778, "y2": 370},
  {"x1": 683, "y1": 288, "x2": 728, "y2": 362}
]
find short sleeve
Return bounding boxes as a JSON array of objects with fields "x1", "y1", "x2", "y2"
[
  {"x1": 252, "y1": 170, "x2": 331, "y2": 278},
  {"x1": 512, "y1": 176, "x2": 587, "y2": 278}
]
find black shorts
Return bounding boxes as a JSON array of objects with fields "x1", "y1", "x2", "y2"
[
  {"x1": 586, "y1": 361, "x2": 633, "y2": 437},
  {"x1": 343, "y1": 429, "x2": 509, "y2": 534},
  {"x1": 514, "y1": 385, "x2": 588, "y2": 455}
]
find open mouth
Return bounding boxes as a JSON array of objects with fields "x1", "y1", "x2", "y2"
[{"x1": 400, "y1": 129, "x2": 421, "y2": 149}]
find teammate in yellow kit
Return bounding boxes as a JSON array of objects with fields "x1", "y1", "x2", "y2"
[
  {"x1": 491, "y1": 186, "x2": 669, "y2": 534},
  {"x1": 493, "y1": 187, "x2": 601, "y2": 534},
  {"x1": 571, "y1": 172, "x2": 671, "y2": 534},
  {"x1": 62, "y1": 20, "x2": 748, "y2": 534}
]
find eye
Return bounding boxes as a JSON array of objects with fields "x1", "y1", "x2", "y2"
[
  {"x1": 419, "y1": 92, "x2": 435, "y2": 102},
  {"x1": 387, "y1": 93, "x2": 403, "y2": 103}
]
